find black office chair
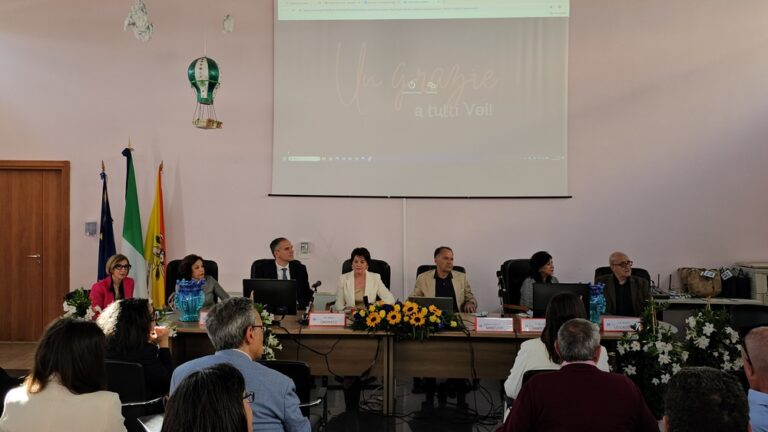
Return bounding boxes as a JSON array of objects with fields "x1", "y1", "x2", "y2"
[
  {"x1": 497, "y1": 259, "x2": 531, "y2": 314},
  {"x1": 258, "y1": 360, "x2": 325, "y2": 430},
  {"x1": 594, "y1": 266, "x2": 651, "y2": 282},
  {"x1": 0, "y1": 367, "x2": 23, "y2": 417},
  {"x1": 416, "y1": 264, "x2": 466, "y2": 276},
  {"x1": 730, "y1": 304, "x2": 768, "y2": 336},
  {"x1": 165, "y1": 259, "x2": 219, "y2": 306},
  {"x1": 341, "y1": 258, "x2": 391, "y2": 288},
  {"x1": 106, "y1": 360, "x2": 164, "y2": 432},
  {"x1": 505, "y1": 368, "x2": 557, "y2": 410}
]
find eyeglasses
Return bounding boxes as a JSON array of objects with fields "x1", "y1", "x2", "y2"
[
  {"x1": 250, "y1": 325, "x2": 266, "y2": 334},
  {"x1": 243, "y1": 391, "x2": 255, "y2": 403},
  {"x1": 611, "y1": 261, "x2": 633, "y2": 269},
  {"x1": 114, "y1": 264, "x2": 132, "y2": 271}
]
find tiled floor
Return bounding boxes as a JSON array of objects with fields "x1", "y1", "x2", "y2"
[{"x1": 313, "y1": 379, "x2": 505, "y2": 432}]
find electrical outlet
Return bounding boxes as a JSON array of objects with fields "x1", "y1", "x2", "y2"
[{"x1": 85, "y1": 221, "x2": 97, "y2": 237}]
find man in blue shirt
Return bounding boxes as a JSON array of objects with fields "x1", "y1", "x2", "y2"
[{"x1": 744, "y1": 326, "x2": 768, "y2": 432}]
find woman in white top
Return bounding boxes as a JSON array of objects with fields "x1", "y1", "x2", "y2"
[
  {"x1": 519, "y1": 251, "x2": 559, "y2": 310},
  {"x1": 504, "y1": 292, "x2": 610, "y2": 400},
  {"x1": 0, "y1": 317, "x2": 126, "y2": 432},
  {"x1": 335, "y1": 247, "x2": 395, "y2": 311}
]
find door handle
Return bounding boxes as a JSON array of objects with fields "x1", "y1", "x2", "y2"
[{"x1": 26, "y1": 254, "x2": 41, "y2": 259}]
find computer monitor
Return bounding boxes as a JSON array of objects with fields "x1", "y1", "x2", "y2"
[
  {"x1": 532, "y1": 283, "x2": 590, "y2": 318},
  {"x1": 408, "y1": 296, "x2": 455, "y2": 314},
  {"x1": 242, "y1": 279, "x2": 298, "y2": 315}
]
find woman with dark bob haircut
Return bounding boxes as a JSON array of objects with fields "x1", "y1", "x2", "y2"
[
  {"x1": 519, "y1": 251, "x2": 559, "y2": 310},
  {"x1": 504, "y1": 293, "x2": 610, "y2": 400},
  {"x1": 96, "y1": 298, "x2": 173, "y2": 398},
  {"x1": 334, "y1": 247, "x2": 395, "y2": 311},
  {"x1": 0, "y1": 318, "x2": 126, "y2": 431},
  {"x1": 161, "y1": 363, "x2": 253, "y2": 432},
  {"x1": 176, "y1": 254, "x2": 229, "y2": 308}
]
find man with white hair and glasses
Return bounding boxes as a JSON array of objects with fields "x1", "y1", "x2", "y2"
[{"x1": 595, "y1": 251, "x2": 650, "y2": 317}]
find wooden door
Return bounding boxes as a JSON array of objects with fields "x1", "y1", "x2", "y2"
[{"x1": 0, "y1": 161, "x2": 69, "y2": 341}]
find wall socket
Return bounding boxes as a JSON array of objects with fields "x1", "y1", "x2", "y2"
[
  {"x1": 85, "y1": 220, "x2": 97, "y2": 237},
  {"x1": 299, "y1": 241, "x2": 310, "y2": 255}
]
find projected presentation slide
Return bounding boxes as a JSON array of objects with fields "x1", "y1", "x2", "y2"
[{"x1": 273, "y1": 0, "x2": 570, "y2": 197}]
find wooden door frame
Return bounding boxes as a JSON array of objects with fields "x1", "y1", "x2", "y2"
[{"x1": 0, "y1": 160, "x2": 70, "y2": 338}]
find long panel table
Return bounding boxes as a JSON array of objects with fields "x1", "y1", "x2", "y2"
[{"x1": 171, "y1": 314, "x2": 621, "y2": 415}]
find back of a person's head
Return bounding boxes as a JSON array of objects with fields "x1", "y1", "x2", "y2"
[
  {"x1": 556, "y1": 318, "x2": 599, "y2": 362},
  {"x1": 162, "y1": 363, "x2": 248, "y2": 432},
  {"x1": 206, "y1": 297, "x2": 255, "y2": 351},
  {"x1": 664, "y1": 367, "x2": 749, "y2": 432},
  {"x1": 541, "y1": 293, "x2": 587, "y2": 363},
  {"x1": 97, "y1": 298, "x2": 151, "y2": 354},
  {"x1": 26, "y1": 317, "x2": 106, "y2": 394}
]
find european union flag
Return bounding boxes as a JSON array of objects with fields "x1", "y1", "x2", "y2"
[{"x1": 97, "y1": 170, "x2": 116, "y2": 281}]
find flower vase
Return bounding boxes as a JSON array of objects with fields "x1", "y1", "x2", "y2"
[
  {"x1": 588, "y1": 282, "x2": 606, "y2": 325},
  {"x1": 176, "y1": 279, "x2": 205, "y2": 322}
]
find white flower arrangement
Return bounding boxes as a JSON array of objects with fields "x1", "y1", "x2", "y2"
[
  {"x1": 254, "y1": 304, "x2": 283, "y2": 361},
  {"x1": 683, "y1": 306, "x2": 743, "y2": 371}
]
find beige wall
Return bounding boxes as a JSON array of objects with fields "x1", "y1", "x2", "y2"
[{"x1": 2, "y1": 0, "x2": 768, "y2": 309}]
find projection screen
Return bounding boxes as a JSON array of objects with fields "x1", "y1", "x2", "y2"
[{"x1": 273, "y1": 0, "x2": 570, "y2": 197}]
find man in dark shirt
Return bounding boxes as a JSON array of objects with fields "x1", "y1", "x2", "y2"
[{"x1": 596, "y1": 251, "x2": 650, "y2": 317}]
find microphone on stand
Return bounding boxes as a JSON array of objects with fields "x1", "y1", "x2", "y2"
[
  {"x1": 497, "y1": 270, "x2": 506, "y2": 317},
  {"x1": 299, "y1": 281, "x2": 322, "y2": 326}
]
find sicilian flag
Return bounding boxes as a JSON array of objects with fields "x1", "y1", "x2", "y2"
[
  {"x1": 144, "y1": 163, "x2": 167, "y2": 307},
  {"x1": 97, "y1": 166, "x2": 116, "y2": 281},
  {"x1": 121, "y1": 147, "x2": 148, "y2": 298}
]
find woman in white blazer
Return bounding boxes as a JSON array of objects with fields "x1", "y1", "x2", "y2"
[
  {"x1": 335, "y1": 247, "x2": 395, "y2": 311},
  {"x1": 0, "y1": 318, "x2": 126, "y2": 432}
]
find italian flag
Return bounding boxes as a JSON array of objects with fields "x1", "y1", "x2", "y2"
[{"x1": 121, "y1": 148, "x2": 147, "y2": 298}]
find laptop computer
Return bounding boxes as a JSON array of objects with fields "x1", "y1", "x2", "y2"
[{"x1": 407, "y1": 296, "x2": 455, "y2": 314}]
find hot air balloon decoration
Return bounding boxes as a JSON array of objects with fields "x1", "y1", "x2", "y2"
[{"x1": 188, "y1": 56, "x2": 222, "y2": 129}]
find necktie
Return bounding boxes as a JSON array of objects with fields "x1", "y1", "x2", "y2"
[{"x1": 281, "y1": 268, "x2": 288, "y2": 280}]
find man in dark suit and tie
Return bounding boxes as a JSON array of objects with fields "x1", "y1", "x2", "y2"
[
  {"x1": 501, "y1": 318, "x2": 658, "y2": 432},
  {"x1": 251, "y1": 237, "x2": 312, "y2": 310}
]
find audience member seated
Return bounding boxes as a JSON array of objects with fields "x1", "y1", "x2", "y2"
[
  {"x1": 170, "y1": 297, "x2": 309, "y2": 432},
  {"x1": 251, "y1": 237, "x2": 312, "y2": 310},
  {"x1": 663, "y1": 366, "x2": 750, "y2": 432},
  {"x1": 504, "y1": 292, "x2": 610, "y2": 400},
  {"x1": 595, "y1": 251, "x2": 650, "y2": 317},
  {"x1": 97, "y1": 298, "x2": 173, "y2": 398},
  {"x1": 519, "y1": 251, "x2": 559, "y2": 310},
  {"x1": 500, "y1": 318, "x2": 657, "y2": 432},
  {"x1": 743, "y1": 326, "x2": 768, "y2": 432},
  {"x1": 412, "y1": 246, "x2": 476, "y2": 412},
  {"x1": 176, "y1": 254, "x2": 230, "y2": 308},
  {"x1": 90, "y1": 253, "x2": 135, "y2": 311},
  {"x1": 0, "y1": 318, "x2": 126, "y2": 432},
  {"x1": 162, "y1": 363, "x2": 253, "y2": 432},
  {"x1": 335, "y1": 247, "x2": 395, "y2": 311}
]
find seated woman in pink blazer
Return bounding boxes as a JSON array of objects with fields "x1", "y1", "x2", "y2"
[
  {"x1": 334, "y1": 248, "x2": 395, "y2": 311},
  {"x1": 90, "y1": 254, "x2": 135, "y2": 311}
]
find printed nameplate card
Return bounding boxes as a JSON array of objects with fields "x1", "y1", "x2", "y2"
[
  {"x1": 474, "y1": 317, "x2": 516, "y2": 333},
  {"x1": 309, "y1": 312, "x2": 346, "y2": 327},
  {"x1": 518, "y1": 318, "x2": 546, "y2": 333},
  {"x1": 198, "y1": 310, "x2": 208, "y2": 326},
  {"x1": 602, "y1": 317, "x2": 641, "y2": 332}
]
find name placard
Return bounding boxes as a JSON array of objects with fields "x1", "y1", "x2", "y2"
[
  {"x1": 602, "y1": 317, "x2": 641, "y2": 332},
  {"x1": 198, "y1": 310, "x2": 208, "y2": 326},
  {"x1": 518, "y1": 318, "x2": 546, "y2": 333},
  {"x1": 309, "y1": 312, "x2": 347, "y2": 327},
  {"x1": 473, "y1": 317, "x2": 515, "y2": 333}
]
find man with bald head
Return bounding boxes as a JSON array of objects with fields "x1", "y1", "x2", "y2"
[
  {"x1": 595, "y1": 251, "x2": 650, "y2": 317},
  {"x1": 744, "y1": 326, "x2": 768, "y2": 432}
]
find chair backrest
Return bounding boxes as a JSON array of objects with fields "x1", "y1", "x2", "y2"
[
  {"x1": 250, "y1": 258, "x2": 275, "y2": 279},
  {"x1": 499, "y1": 259, "x2": 531, "y2": 305},
  {"x1": 522, "y1": 369, "x2": 556, "y2": 385},
  {"x1": 730, "y1": 304, "x2": 768, "y2": 334},
  {"x1": 594, "y1": 266, "x2": 651, "y2": 283},
  {"x1": 165, "y1": 259, "x2": 219, "y2": 305},
  {"x1": 416, "y1": 265, "x2": 466, "y2": 277},
  {"x1": 106, "y1": 360, "x2": 147, "y2": 403},
  {"x1": 257, "y1": 360, "x2": 312, "y2": 416},
  {"x1": 341, "y1": 258, "x2": 391, "y2": 288},
  {"x1": 0, "y1": 367, "x2": 23, "y2": 417}
]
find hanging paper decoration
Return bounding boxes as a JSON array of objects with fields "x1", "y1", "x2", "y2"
[
  {"x1": 223, "y1": 15, "x2": 234, "y2": 33},
  {"x1": 187, "y1": 57, "x2": 222, "y2": 129},
  {"x1": 124, "y1": 0, "x2": 154, "y2": 42}
]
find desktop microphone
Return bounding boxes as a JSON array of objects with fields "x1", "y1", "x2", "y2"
[
  {"x1": 496, "y1": 270, "x2": 506, "y2": 317},
  {"x1": 299, "y1": 281, "x2": 323, "y2": 326},
  {"x1": 311, "y1": 281, "x2": 322, "y2": 290}
]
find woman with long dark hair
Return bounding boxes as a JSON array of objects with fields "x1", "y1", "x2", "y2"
[
  {"x1": 161, "y1": 363, "x2": 252, "y2": 432},
  {"x1": 176, "y1": 254, "x2": 229, "y2": 308},
  {"x1": 519, "y1": 251, "x2": 559, "y2": 309},
  {"x1": 504, "y1": 292, "x2": 610, "y2": 399},
  {"x1": 0, "y1": 318, "x2": 126, "y2": 431},
  {"x1": 97, "y1": 298, "x2": 173, "y2": 398}
]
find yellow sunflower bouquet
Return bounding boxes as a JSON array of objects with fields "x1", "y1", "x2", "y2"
[{"x1": 350, "y1": 301, "x2": 464, "y2": 341}]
